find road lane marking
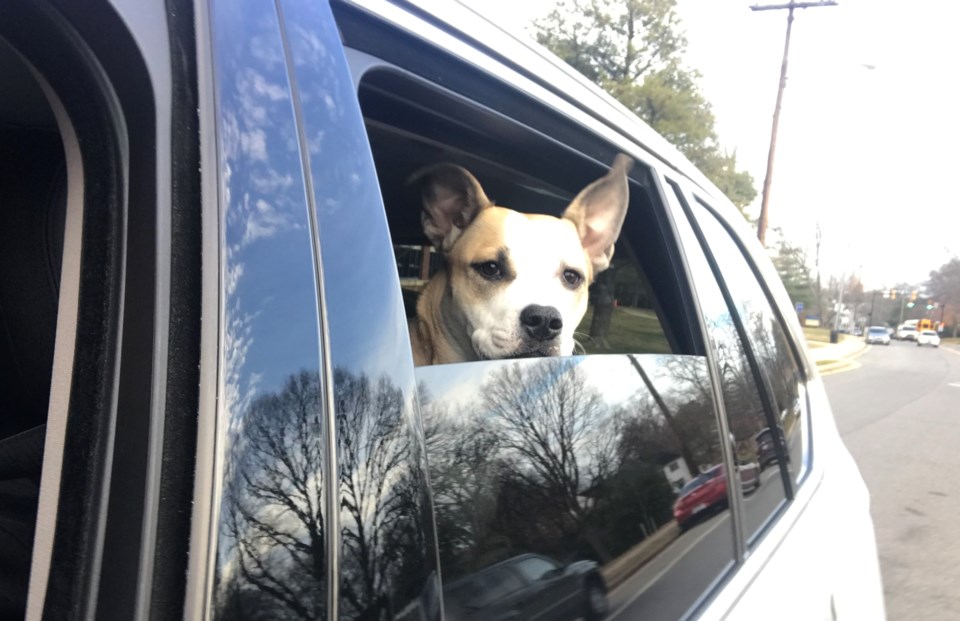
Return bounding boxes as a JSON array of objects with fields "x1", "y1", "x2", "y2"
[
  {"x1": 609, "y1": 512, "x2": 731, "y2": 619},
  {"x1": 949, "y1": 383, "x2": 960, "y2": 389},
  {"x1": 943, "y1": 347, "x2": 960, "y2": 358}
]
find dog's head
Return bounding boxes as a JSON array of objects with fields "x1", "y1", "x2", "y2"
[{"x1": 413, "y1": 155, "x2": 632, "y2": 361}]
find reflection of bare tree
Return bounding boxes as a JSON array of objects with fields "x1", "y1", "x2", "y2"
[
  {"x1": 216, "y1": 371, "x2": 326, "y2": 621},
  {"x1": 336, "y1": 370, "x2": 433, "y2": 621},
  {"x1": 215, "y1": 369, "x2": 433, "y2": 621},
  {"x1": 483, "y1": 360, "x2": 618, "y2": 562}
]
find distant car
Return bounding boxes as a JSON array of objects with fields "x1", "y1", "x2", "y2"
[
  {"x1": 443, "y1": 553, "x2": 608, "y2": 621},
  {"x1": 852, "y1": 327, "x2": 864, "y2": 336},
  {"x1": 897, "y1": 325, "x2": 918, "y2": 341},
  {"x1": 917, "y1": 330, "x2": 941, "y2": 347},
  {"x1": 865, "y1": 326, "x2": 891, "y2": 345},
  {"x1": 674, "y1": 465, "x2": 729, "y2": 531}
]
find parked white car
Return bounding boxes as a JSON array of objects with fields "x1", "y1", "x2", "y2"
[{"x1": 917, "y1": 330, "x2": 941, "y2": 347}]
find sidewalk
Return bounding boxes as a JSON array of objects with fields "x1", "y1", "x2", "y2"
[{"x1": 805, "y1": 334, "x2": 869, "y2": 375}]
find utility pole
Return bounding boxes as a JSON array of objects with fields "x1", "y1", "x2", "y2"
[{"x1": 751, "y1": 1, "x2": 838, "y2": 247}]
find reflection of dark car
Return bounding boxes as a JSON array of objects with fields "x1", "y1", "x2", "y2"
[
  {"x1": 756, "y1": 427, "x2": 788, "y2": 470},
  {"x1": 443, "y1": 554, "x2": 608, "y2": 621},
  {"x1": 673, "y1": 465, "x2": 728, "y2": 531}
]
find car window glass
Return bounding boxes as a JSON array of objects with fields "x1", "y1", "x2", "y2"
[
  {"x1": 208, "y1": 4, "x2": 330, "y2": 618},
  {"x1": 418, "y1": 354, "x2": 735, "y2": 620},
  {"x1": 514, "y1": 557, "x2": 559, "y2": 582},
  {"x1": 691, "y1": 199, "x2": 806, "y2": 486},
  {"x1": 668, "y1": 185, "x2": 791, "y2": 546}
]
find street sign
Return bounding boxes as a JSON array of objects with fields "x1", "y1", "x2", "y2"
[{"x1": 796, "y1": 302, "x2": 804, "y2": 312}]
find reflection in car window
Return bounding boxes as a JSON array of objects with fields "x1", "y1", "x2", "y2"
[
  {"x1": 669, "y1": 186, "x2": 791, "y2": 547},
  {"x1": 208, "y1": 4, "x2": 330, "y2": 618},
  {"x1": 418, "y1": 355, "x2": 734, "y2": 620},
  {"x1": 281, "y1": 3, "x2": 444, "y2": 620},
  {"x1": 691, "y1": 200, "x2": 806, "y2": 487},
  {"x1": 514, "y1": 556, "x2": 559, "y2": 582}
]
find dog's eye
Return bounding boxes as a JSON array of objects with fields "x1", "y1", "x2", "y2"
[
  {"x1": 473, "y1": 261, "x2": 502, "y2": 280},
  {"x1": 562, "y1": 269, "x2": 583, "y2": 288}
]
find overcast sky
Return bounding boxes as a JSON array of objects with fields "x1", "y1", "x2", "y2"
[{"x1": 460, "y1": 0, "x2": 960, "y2": 290}]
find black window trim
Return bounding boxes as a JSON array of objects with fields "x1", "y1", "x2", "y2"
[
  {"x1": 650, "y1": 170, "x2": 746, "y2": 570},
  {"x1": 689, "y1": 194, "x2": 814, "y2": 488},
  {"x1": 669, "y1": 183, "x2": 798, "y2": 518}
]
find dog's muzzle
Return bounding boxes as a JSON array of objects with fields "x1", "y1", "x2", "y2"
[{"x1": 519, "y1": 304, "x2": 563, "y2": 342}]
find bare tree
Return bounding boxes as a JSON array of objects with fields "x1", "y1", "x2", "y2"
[{"x1": 216, "y1": 370, "x2": 326, "y2": 620}]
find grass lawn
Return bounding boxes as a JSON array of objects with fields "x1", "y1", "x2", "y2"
[{"x1": 576, "y1": 306, "x2": 672, "y2": 354}]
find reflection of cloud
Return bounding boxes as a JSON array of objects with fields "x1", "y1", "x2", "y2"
[
  {"x1": 224, "y1": 300, "x2": 261, "y2": 435},
  {"x1": 226, "y1": 262, "x2": 244, "y2": 297},
  {"x1": 251, "y1": 168, "x2": 294, "y2": 193},
  {"x1": 248, "y1": 70, "x2": 287, "y2": 101},
  {"x1": 242, "y1": 197, "x2": 295, "y2": 244},
  {"x1": 240, "y1": 128, "x2": 267, "y2": 161}
]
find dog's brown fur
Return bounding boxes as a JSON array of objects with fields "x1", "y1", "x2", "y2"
[{"x1": 409, "y1": 155, "x2": 633, "y2": 366}]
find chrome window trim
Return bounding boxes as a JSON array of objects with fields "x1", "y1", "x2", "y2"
[
  {"x1": 274, "y1": 2, "x2": 342, "y2": 618},
  {"x1": 25, "y1": 64, "x2": 86, "y2": 621},
  {"x1": 183, "y1": 0, "x2": 222, "y2": 616}
]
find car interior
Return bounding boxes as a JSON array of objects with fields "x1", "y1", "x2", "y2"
[{"x1": 0, "y1": 36, "x2": 65, "y2": 617}]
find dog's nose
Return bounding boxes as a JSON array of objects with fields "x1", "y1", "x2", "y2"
[{"x1": 520, "y1": 305, "x2": 563, "y2": 342}]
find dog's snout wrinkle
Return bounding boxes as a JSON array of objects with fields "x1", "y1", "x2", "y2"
[{"x1": 520, "y1": 304, "x2": 563, "y2": 342}]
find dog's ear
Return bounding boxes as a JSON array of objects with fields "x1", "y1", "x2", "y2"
[
  {"x1": 411, "y1": 163, "x2": 492, "y2": 252},
  {"x1": 562, "y1": 154, "x2": 633, "y2": 274}
]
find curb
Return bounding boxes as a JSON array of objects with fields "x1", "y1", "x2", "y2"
[{"x1": 813, "y1": 340, "x2": 870, "y2": 376}]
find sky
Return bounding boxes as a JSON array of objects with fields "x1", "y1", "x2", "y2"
[{"x1": 459, "y1": 0, "x2": 960, "y2": 290}]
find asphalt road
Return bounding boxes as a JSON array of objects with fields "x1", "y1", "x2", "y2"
[
  {"x1": 824, "y1": 339, "x2": 960, "y2": 621},
  {"x1": 607, "y1": 463, "x2": 789, "y2": 620}
]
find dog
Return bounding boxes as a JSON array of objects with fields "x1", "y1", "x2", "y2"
[{"x1": 407, "y1": 154, "x2": 633, "y2": 366}]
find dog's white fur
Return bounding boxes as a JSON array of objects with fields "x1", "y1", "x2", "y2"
[{"x1": 409, "y1": 155, "x2": 633, "y2": 366}]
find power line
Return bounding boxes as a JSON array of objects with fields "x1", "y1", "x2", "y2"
[{"x1": 751, "y1": 0, "x2": 838, "y2": 247}]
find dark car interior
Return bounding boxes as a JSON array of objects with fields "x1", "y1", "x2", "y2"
[{"x1": 0, "y1": 36, "x2": 65, "y2": 617}]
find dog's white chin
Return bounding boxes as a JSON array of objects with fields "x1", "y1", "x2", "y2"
[{"x1": 471, "y1": 328, "x2": 570, "y2": 360}]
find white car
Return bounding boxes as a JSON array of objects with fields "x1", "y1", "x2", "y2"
[
  {"x1": 866, "y1": 326, "x2": 891, "y2": 345},
  {"x1": 1, "y1": 2, "x2": 885, "y2": 619},
  {"x1": 917, "y1": 330, "x2": 941, "y2": 347},
  {"x1": 897, "y1": 325, "x2": 918, "y2": 341}
]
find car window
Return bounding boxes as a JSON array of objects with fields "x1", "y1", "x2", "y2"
[
  {"x1": 353, "y1": 67, "x2": 679, "y2": 359},
  {"x1": 339, "y1": 15, "x2": 758, "y2": 619},
  {"x1": 514, "y1": 557, "x2": 560, "y2": 582},
  {"x1": 668, "y1": 183, "x2": 793, "y2": 546},
  {"x1": 208, "y1": 4, "x2": 332, "y2": 617},
  {"x1": 417, "y1": 354, "x2": 735, "y2": 619},
  {"x1": 689, "y1": 199, "x2": 807, "y2": 488}
]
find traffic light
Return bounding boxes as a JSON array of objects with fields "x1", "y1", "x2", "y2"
[
  {"x1": 890, "y1": 290, "x2": 897, "y2": 300},
  {"x1": 907, "y1": 302, "x2": 915, "y2": 308},
  {"x1": 911, "y1": 291, "x2": 918, "y2": 301}
]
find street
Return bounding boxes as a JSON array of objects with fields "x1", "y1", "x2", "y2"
[
  {"x1": 824, "y1": 339, "x2": 960, "y2": 621},
  {"x1": 607, "y1": 462, "x2": 789, "y2": 620}
]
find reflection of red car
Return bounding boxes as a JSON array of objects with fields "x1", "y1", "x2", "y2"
[{"x1": 673, "y1": 464, "x2": 728, "y2": 531}]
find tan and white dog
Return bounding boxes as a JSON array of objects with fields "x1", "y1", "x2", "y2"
[{"x1": 408, "y1": 154, "x2": 633, "y2": 366}]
